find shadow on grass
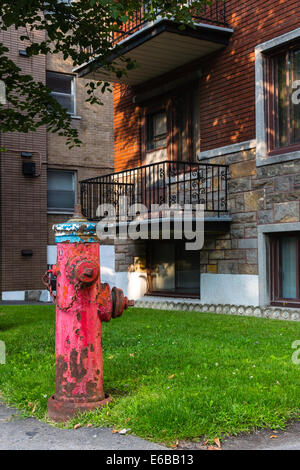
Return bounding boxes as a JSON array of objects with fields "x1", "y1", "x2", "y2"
[{"x1": 105, "y1": 387, "x2": 131, "y2": 398}]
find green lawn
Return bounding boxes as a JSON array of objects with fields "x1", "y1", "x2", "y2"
[{"x1": 0, "y1": 305, "x2": 300, "y2": 445}]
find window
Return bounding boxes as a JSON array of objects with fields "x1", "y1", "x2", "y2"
[
  {"x1": 149, "y1": 241, "x2": 200, "y2": 297},
  {"x1": 47, "y1": 170, "x2": 76, "y2": 213},
  {"x1": 270, "y1": 234, "x2": 300, "y2": 306},
  {"x1": 268, "y1": 46, "x2": 300, "y2": 154},
  {"x1": 46, "y1": 71, "x2": 76, "y2": 115},
  {"x1": 146, "y1": 111, "x2": 167, "y2": 151},
  {"x1": 142, "y1": 87, "x2": 199, "y2": 161}
]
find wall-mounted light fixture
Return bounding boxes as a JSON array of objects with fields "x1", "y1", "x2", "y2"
[{"x1": 21, "y1": 151, "x2": 33, "y2": 158}]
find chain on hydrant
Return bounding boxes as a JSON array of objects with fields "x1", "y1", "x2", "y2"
[{"x1": 43, "y1": 205, "x2": 134, "y2": 422}]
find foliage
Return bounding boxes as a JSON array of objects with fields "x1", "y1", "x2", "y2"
[{"x1": 0, "y1": 0, "x2": 212, "y2": 147}]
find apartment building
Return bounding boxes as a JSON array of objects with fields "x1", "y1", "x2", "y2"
[
  {"x1": 0, "y1": 26, "x2": 114, "y2": 301},
  {"x1": 76, "y1": 0, "x2": 300, "y2": 311}
]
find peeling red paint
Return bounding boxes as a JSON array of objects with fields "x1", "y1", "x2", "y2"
[{"x1": 46, "y1": 232, "x2": 133, "y2": 422}]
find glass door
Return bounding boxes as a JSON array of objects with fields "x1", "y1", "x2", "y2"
[{"x1": 149, "y1": 241, "x2": 200, "y2": 297}]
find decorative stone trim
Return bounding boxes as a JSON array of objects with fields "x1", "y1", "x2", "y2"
[
  {"x1": 197, "y1": 140, "x2": 256, "y2": 161},
  {"x1": 133, "y1": 299, "x2": 300, "y2": 322}
]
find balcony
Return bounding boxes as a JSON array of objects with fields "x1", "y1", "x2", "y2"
[
  {"x1": 80, "y1": 160, "x2": 230, "y2": 231},
  {"x1": 76, "y1": 2, "x2": 233, "y2": 86}
]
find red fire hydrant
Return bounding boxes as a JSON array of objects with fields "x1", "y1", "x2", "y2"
[{"x1": 43, "y1": 205, "x2": 133, "y2": 422}]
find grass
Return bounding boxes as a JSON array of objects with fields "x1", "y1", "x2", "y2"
[{"x1": 0, "y1": 305, "x2": 300, "y2": 445}]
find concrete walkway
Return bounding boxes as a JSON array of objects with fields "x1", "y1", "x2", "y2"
[
  {"x1": 179, "y1": 423, "x2": 300, "y2": 451},
  {"x1": 0, "y1": 403, "x2": 166, "y2": 450},
  {"x1": 222, "y1": 424, "x2": 300, "y2": 450},
  {"x1": 1, "y1": 402, "x2": 300, "y2": 450}
]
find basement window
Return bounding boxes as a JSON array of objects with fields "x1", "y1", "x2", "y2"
[
  {"x1": 46, "y1": 71, "x2": 76, "y2": 115},
  {"x1": 47, "y1": 170, "x2": 76, "y2": 213},
  {"x1": 270, "y1": 233, "x2": 300, "y2": 307}
]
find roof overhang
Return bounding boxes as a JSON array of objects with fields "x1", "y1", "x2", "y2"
[{"x1": 75, "y1": 19, "x2": 233, "y2": 86}]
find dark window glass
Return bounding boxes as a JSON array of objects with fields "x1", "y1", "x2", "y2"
[
  {"x1": 47, "y1": 170, "x2": 75, "y2": 212},
  {"x1": 150, "y1": 241, "x2": 200, "y2": 296},
  {"x1": 272, "y1": 47, "x2": 300, "y2": 150},
  {"x1": 270, "y1": 234, "x2": 300, "y2": 306},
  {"x1": 147, "y1": 111, "x2": 167, "y2": 151},
  {"x1": 46, "y1": 71, "x2": 75, "y2": 114},
  {"x1": 280, "y1": 237, "x2": 297, "y2": 299}
]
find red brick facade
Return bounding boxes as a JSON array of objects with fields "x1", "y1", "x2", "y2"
[
  {"x1": 0, "y1": 27, "x2": 48, "y2": 293},
  {"x1": 0, "y1": 27, "x2": 114, "y2": 296},
  {"x1": 113, "y1": 0, "x2": 300, "y2": 170}
]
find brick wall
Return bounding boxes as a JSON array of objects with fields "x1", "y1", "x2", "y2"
[
  {"x1": 114, "y1": 84, "x2": 141, "y2": 172},
  {"x1": 0, "y1": 27, "x2": 48, "y2": 292},
  {"x1": 113, "y1": 0, "x2": 300, "y2": 169},
  {"x1": 0, "y1": 30, "x2": 115, "y2": 293},
  {"x1": 199, "y1": 0, "x2": 300, "y2": 151},
  {"x1": 47, "y1": 53, "x2": 114, "y2": 244}
]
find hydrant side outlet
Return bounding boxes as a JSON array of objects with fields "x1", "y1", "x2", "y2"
[{"x1": 46, "y1": 208, "x2": 132, "y2": 422}]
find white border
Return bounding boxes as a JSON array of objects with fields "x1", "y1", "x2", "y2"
[{"x1": 197, "y1": 140, "x2": 256, "y2": 160}]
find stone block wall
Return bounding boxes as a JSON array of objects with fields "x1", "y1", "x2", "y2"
[
  {"x1": 115, "y1": 239, "x2": 147, "y2": 273},
  {"x1": 198, "y1": 149, "x2": 300, "y2": 277},
  {"x1": 113, "y1": 147, "x2": 300, "y2": 286}
]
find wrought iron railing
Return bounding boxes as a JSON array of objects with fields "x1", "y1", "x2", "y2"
[
  {"x1": 111, "y1": 1, "x2": 227, "y2": 44},
  {"x1": 80, "y1": 160, "x2": 229, "y2": 221}
]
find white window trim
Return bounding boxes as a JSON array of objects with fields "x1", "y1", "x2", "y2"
[
  {"x1": 198, "y1": 140, "x2": 256, "y2": 161},
  {"x1": 47, "y1": 169, "x2": 77, "y2": 214},
  {"x1": 48, "y1": 72, "x2": 77, "y2": 117},
  {"x1": 255, "y1": 28, "x2": 300, "y2": 167}
]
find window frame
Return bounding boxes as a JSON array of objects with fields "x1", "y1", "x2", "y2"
[
  {"x1": 47, "y1": 169, "x2": 77, "y2": 214},
  {"x1": 266, "y1": 42, "x2": 300, "y2": 156},
  {"x1": 146, "y1": 109, "x2": 168, "y2": 152},
  {"x1": 46, "y1": 71, "x2": 76, "y2": 116},
  {"x1": 270, "y1": 233, "x2": 300, "y2": 307}
]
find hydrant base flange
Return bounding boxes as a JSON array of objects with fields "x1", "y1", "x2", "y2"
[{"x1": 48, "y1": 394, "x2": 111, "y2": 423}]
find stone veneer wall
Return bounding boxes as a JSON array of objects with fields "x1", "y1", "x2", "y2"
[
  {"x1": 115, "y1": 239, "x2": 147, "y2": 273},
  {"x1": 114, "y1": 146, "x2": 300, "y2": 282},
  {"x1": 200, "y1": 147, "x2": 300, "y2": 276}
]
